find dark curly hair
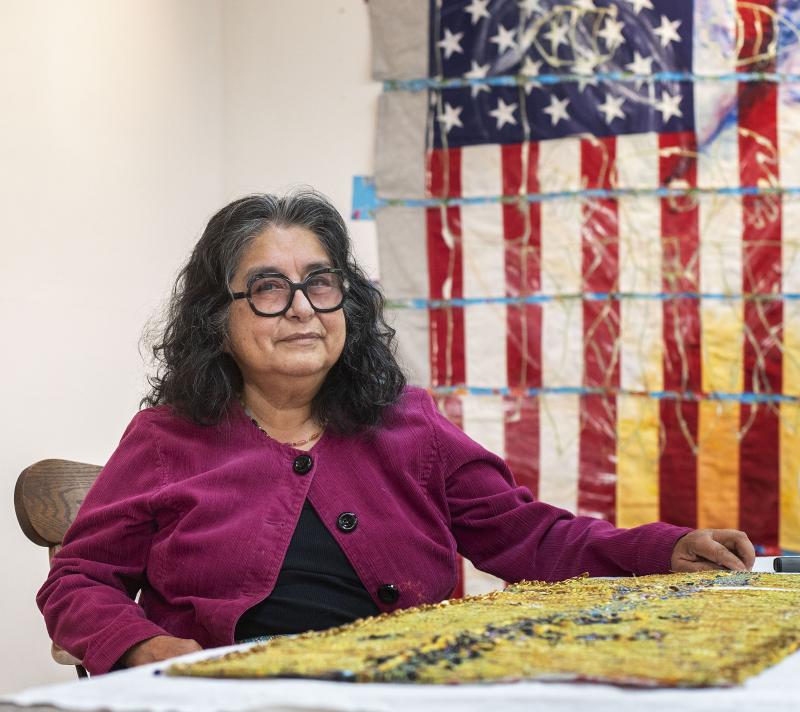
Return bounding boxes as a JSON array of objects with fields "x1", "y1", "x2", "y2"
[{"x1": 142, "y1": 190, "x2": 406, "y2": 432}]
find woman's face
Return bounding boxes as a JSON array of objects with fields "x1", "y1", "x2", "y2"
[{"x1": 226, "y1": 224, "x2": 346, "y2": 391}]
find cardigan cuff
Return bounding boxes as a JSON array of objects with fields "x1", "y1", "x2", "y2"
[
  {"x1": 634, "y1": 522, "x2": 694, "y2": 575},
  {"x1": 81, "y1": 619, "x2": 172, "y2": 675}
]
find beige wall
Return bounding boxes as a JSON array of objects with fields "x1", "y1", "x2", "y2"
[{"x1": 0, "y1": 0, "x2": 377, "y2": 693}]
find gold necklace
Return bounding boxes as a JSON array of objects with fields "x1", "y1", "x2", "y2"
[{"x1": 240, "y1": 400, "x2": 322, "y2": 448}]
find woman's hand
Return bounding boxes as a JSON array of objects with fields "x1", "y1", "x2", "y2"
[
  {"x1": 119, "y1": 635, "x2": 202, "y2": 668},
  {"x1": 670, "y1": 528, "x2": 756, "y2": 572}
]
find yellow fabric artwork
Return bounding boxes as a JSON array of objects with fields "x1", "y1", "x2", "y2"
[{"x1": 167, "y1": 572, "x2": 800, "y2": 687}]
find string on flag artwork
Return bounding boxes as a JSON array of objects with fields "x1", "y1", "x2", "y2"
[{"x1": 369, "y1": 0, "x2": 800, "y2": 584}]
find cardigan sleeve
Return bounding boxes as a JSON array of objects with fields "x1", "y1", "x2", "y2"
[
  {"x1": 36, "y1": 411, "x2": 173, "y2": 675},
  {"x1": 421, "y1": 392, "x2": 692, "y2": 582}
]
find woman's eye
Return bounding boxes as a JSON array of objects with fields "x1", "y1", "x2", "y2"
[
  {"x1": 253, "y1": 279, "x2": 286, "y2": 293},
  {"x1": 307, "y1": 275, "x2": 334, "y2": 289}
]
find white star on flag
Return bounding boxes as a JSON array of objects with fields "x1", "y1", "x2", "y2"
[
  {"x1": 573, "y1": 52, "x2": 600, "y2": 92},
  {"x1": 489, "y1": 97, "x2": 519, "y2": 129},
  {"x1": 655, "y1": 90, "x2": 683, "y2": 122},
  {"x1": 624, "y1": 0, "x2": 654, "y2": 13},
  {"x1": 517, "y1": 0, "x2": 543, "y2": 18},
  {"x1": 521, "y1": 56, "x2": 543, "y2": 94},
  {"x1": 543, "y1": 95, "x2": 570, "y2": 126},
  {"x1": 437, "y1": 27, "x2": 464, "y2": 60},
  {"x1": 597, "y1": 93, "x2": 626, "y2": 124},
  {"x1": 598, "y1": 17, "x2": 625, "y2": 51},
  {"x1": 626, "y1": 50, "x2": 654, "y2": 88},
  {"x1": 544, "y1": 20, "x2": 569, "y2": 51},
  {"x1": 464, "y1": 60, "x2": 491, "y2": 97},
  {"x1": 654, "y1": 15, "x2": 682, "y2": 48},
  {"x1": 490, "y1": 24, "x2": 518, "y2": 53},
  {"x1": 438, "y1": 102, "x2": 464, "y2": 133},
  {"x1": 574, "y1": 0, "x2": 597, "y2": 10},
  {"x1": 463, "y1": 0, "x2": 491, "y2": 25}
]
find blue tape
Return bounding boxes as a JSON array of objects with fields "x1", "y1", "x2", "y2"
[
  {"x1": 384, "y1": 71, "x2": 800, "y2": 93},
  {"x1": 351, "y1": 176, "x2": 379, "y2": 220},
  {"x1": 429, "y1": 385, "x2": 798, "y2": 405},
  {"x1": 387, "y1": 293, "x2": 800, "y2": 309},
  {"x1": 376, "y1": 185, "x2": 800, "y2": 210}
]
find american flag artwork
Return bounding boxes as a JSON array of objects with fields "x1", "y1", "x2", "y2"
[{"x1": 368, "y1": 0, "x2": 800, "y2": 588}]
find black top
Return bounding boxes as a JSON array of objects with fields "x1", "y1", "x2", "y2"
[{"x1": 234, "y1": 500, "x2": 380, "y2": 641}]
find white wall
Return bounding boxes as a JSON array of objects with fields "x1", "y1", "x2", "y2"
[
  {"x1": 222, "y1": 0, "x2": 380, "y2": 277},
  {"x1": 0, "y1": 0, "x2": 377, "y2": 694}
]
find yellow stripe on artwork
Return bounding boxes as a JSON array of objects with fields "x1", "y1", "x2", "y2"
[
  {"x1": 784, "y1": 300, "x2": 800, "y2": 398},
  {"x1": 696, "y1": 184, "x2": 743, "y2": 533},
  {"x1": 701, "y1": 303, "x2": 743, "y2": 395},
  {"x1": 616, "y1": 395, "x2": 659, "y2": 528},
  {"x1": 697, "y1": 400, "x2": 740, "y2": 530},
  {"x1": 780, "y1": 403, "x2": 800, "y2": 552},
  {"x1": 699, "y1": 192, "x2": 742, "y2": 396},
  {"x1": 779, "y1": 84, "x2": 800, "y2": 549}
]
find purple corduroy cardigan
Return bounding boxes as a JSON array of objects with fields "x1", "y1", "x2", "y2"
[{"x1": 37, "y1": 386, "x2": 691, "y2": 674}]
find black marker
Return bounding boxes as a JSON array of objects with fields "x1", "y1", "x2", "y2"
[{"x1": 773, "y1": 556, "x2": 800, "y2": 573}]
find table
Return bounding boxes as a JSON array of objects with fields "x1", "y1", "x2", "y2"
[{"x1": 4, "y1": 558, "x2": 798, "y2": 712}]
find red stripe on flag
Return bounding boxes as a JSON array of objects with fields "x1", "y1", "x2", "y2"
[
  {"x1": 426, "y1": 206, "x2": 465, "y2": 387},
  {"x1": 738, "y1": 0, "x2": 781, "y2": 547},
  {"x1": 659, "y1": 131, "x2": 700, "y2": 528},
  {"x1": 501, "y1": 144, "x2": 541, "y2": 502},
  {"x1": 436, "y1": 394, "x2": 465, "y2": 598},
  {"x1": 501, "y1": 143, "x2": 541, "y2": 389},
  {"x1": 504, "y1": 395, "x2": 539, "y2": 499},
  {"x1": 579, "y1": 137, "x2": 619, "y2": 522},
  {"x1": 427, "y1": 148, "x2": 462, "y2": 198}
]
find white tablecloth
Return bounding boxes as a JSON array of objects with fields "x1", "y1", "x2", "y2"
[{"x1": 5, "y1": 558, "x2": 798, "y2": 712}]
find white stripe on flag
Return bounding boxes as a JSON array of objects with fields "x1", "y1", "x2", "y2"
[
  {"x1": 694, "y1": 1, "x2": 738, "y2": 189},
  {"x1": 542, "y1": 298, "x2": 583, "y2": 389},
  {"x1": 780, "y1": 81, "x2": 800, "y2": 396},
  {"x1": 617, "y1": 133, "x2": 662, "y2": 392},
  {"x1": 695, "y1": 8, "x2": 742, "y2": 528},
  {"x1": 461, "y1": 202, "x2": 507, "y2": 389},
  {"x1": 461, "y1": 394, "x2": 507, "y2": 593},
  {"x1": 540, "y1": 137, "x2": 582, "y2": 295},
  {"x1": 460, "y1": 144, "x2": 503, "y2": 198},
  {"x1": 538, "y1": 393, "x2": 580, "y2": 514},
  {"x1": 462, "y1": 394, "x2": 506, "y2": 457},
  {"x1": 538, "y1": 239, "x2": 580, "y2": 516},
  {"x1": 537, "y1": 142, "x2": 582, "y2": 514},
  {"x1": 616, "y1": 133, "x2": 659, "y2": 190},
  {"x1": 699, "y1": 193, "x2": 743, "y2": 393}
]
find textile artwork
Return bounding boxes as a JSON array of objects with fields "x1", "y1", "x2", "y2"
[
  {"x1": 368, "y1": 0, "x2": 800, "y2": 571},
  {"x1": 168, "y1": 572, "x2": 800, "y2": 687}
]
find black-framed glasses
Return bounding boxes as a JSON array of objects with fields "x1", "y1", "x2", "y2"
[{"x1": 231, "y1": 268, "x2": 348, "y2": 317}]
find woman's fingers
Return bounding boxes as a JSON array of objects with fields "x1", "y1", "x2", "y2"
[
  {"x1": 693, "y1": 538, "x2": 747, "y2": 571},
  {"x1": 671, "y1": 528, "x2": 755, "y2": 573},
  {"x1": 713, "y1": 529, "x2": 756, "y2": 569}
]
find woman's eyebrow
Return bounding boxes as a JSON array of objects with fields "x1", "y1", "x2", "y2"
[{"x1": 244, "y1": 261, "x2": 332, "y2": 280}]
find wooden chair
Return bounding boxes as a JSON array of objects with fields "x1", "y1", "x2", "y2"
[{"x1": 15, "y1": 459, "x2": 103, "y2": 678}]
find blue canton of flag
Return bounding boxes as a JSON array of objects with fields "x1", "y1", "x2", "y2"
[{"x1": 430, "y1": 0, "x2": 695, "y2": 147}]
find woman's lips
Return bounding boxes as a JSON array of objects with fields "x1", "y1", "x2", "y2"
[{"x1": 281, "y1": 333, "x2": 321, "y2": 342}]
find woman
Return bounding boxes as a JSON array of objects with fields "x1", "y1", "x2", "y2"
[{"x1": 37, "y1": 190, "x2": 755, "y2": 676}]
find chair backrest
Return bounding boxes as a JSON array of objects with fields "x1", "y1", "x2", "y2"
[
  {"x1": 15, "y1": 458, "x2": 102, "y2": 560},
  {"x1": 15, "y1": 458, "x2": 103, "y2": 676}
]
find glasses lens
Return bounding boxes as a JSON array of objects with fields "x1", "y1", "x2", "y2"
[
  {"x1": 250, "y1": 276, "x2": 291, "y2": 314},
  {"x1": 305, "y1": 272, "x2": 345, "y2": 310}
]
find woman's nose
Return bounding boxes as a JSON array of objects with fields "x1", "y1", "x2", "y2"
[{"x1": 285, "y1": 287, "x2": 315, "y2": 318}]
